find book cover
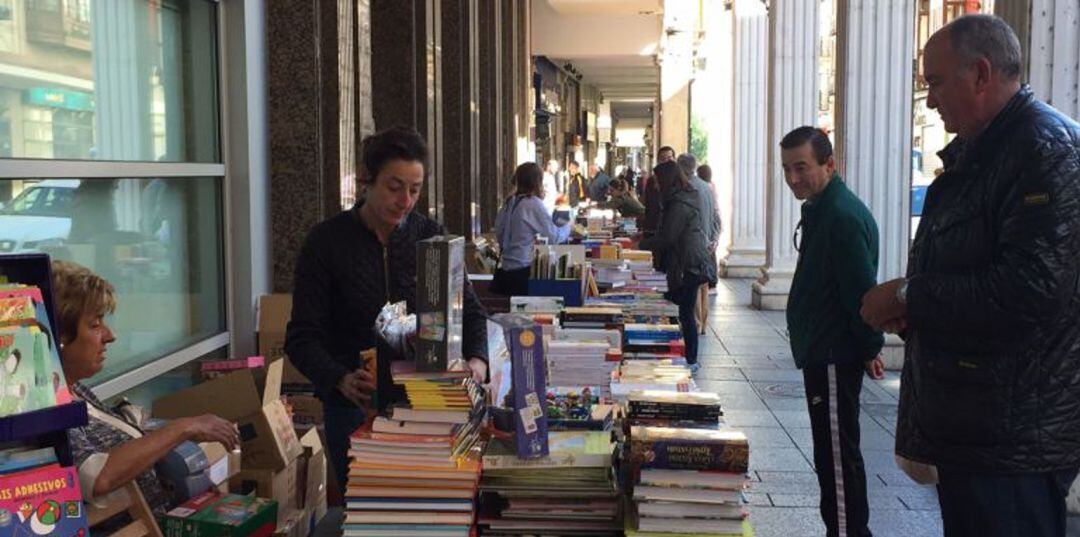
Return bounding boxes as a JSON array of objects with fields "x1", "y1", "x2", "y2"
[
  {"x1": 416, "y1": 236, "x2": 465, "y2": 372},
  {"x1": 492, "y1": 314, "x2": 548, "y2": 459},
  {"x1": 0, "y1": 464, "x2": 88, "y2": 536},
  {"x1": 629, "y1": 427, "x2": 749, "y2": 474},
  {"x1": 161, "y1": 491, "x2": 277, "y2": 537}
]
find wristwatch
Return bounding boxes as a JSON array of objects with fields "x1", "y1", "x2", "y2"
[{"x1": 896, "y1": 279, "x2": 909, "y2": 305}]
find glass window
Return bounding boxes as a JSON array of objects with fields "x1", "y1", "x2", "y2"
[
  {"x1": 0, "y1": 177, "x2": 226, "y2": 385},
  {"x1": 1, "y1": 0, "x2": 220, "y2": 162}
]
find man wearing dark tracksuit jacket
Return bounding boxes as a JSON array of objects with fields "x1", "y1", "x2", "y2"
[{"x1": 782, "y1": 127, "x2": 885, "y2": 537}]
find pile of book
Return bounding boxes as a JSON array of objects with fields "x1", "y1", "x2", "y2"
[
  {"x1": 627, "y1": 391, "x2": 722, "y2": 429},
  {"x1": 478, "y1": 430, "x2": 621, "y2": 536},
  {"x1": 561, "y1": 306, "x2": 625, "y2": 329},
  {"x1": 588, "y1": 293, "x2": 680, "y2": 324},
  {"x1": 611, "y1": 360, "x2": 695, "y2": 400},
  {"x1": 547, "y1": 329, "x2": 622, "y2": 395},
  {"x1": 624, "y1": 324, "x2": 685, "y2": 361},
  {"x1": 545, "y1": 386, "x2": 616, "y2": 431},
  {"x1": 342, "y1": 369, "x2": 484, "y2": 537},
  {"x1": 627, "y1": 425, "x2": 752, "y2": 537},
  {"x1": 631, "y1": 270, "x2": 669, "y2": 293}
]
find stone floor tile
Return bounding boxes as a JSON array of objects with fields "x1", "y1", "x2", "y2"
[
  {"x1": 745, "y1": 491, "x2": 773, "y2": 507},
  {"x1": 741, "y1": 427, "x2": 800, "y2": 449},
  {"x1": 868, "y1": 509, "x2": 944, "y2": 536},
  {"x1": 695, "y1": 367, "x2": 746, "y2": 381},
  {"x1": 722, "y1": 409, "x2": 781, "y2": 428},
  {"x1": 717, "y1": 393, "x2": 770, "y2": 411},
  {"x1": 748, "y1": 507, "x2": 826, "y2": 537},
  {"x1": 743, "y1": 369, "x2": 805, "y2": 382},
  {"x1": 770, "y1": 410, "x2": 813, "y2": 429},
  {"x1": 750, "y1": 447, "x2": 814, "y2": 472},
  {"x1": 768, "y1": 493, "x2": 819, "y2": 507}
]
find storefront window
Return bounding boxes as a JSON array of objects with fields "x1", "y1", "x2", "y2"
[
  {"x1": 0, "y1": 176, "x2": 226, "y2": 385},
  {"x1": 1, "y1": 0, "x2": 219, "y2": 162}
]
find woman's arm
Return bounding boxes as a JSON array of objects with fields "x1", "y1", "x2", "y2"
[{"x1": 92, "y1": 415, "x2": 237, "y2": 497}]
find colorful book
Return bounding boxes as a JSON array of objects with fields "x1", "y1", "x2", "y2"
[{"x1": 0, "y1": 464, "x2": 89, "y2": 536}]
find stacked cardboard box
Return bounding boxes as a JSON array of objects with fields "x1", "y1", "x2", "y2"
[{"x1": 257, "y1": 294, "x2": 325, "y2": 432}]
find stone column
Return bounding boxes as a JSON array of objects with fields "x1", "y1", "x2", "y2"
[
  {"x1": 478, "y1": 0, "x2": 504, "y2": 232},
  {"x1": 1026, "y1": 0, "x2": 1080, "y2": 120},
  {"x1": 440, "y1": 0, "x2": 479, "y2": 238},
  {"x1": 835, "y1": 0, "x2": 916, "y2": 367},
  {"x1": 751, "y1": 0, "x2": 820, "y2": 310},
  {"x1": 267, "y1": 0, "x2": 346, "y2": 291},
  {"x1": 720, "y1": 0, "x2": 768, "y2": 278}
]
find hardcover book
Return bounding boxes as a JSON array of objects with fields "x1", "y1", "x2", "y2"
[
  {"x1": 629, "y1": 426, "x2": 749, "y2": 474},
  {"x1": 0, "y1": 464, "x2": 89, "y2": 537}
]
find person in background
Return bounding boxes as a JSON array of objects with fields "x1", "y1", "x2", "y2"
[
  {"x1": 641, "y1": 168, "x2": 663, "y2": 237},
  {"x1": 678, "y1": 154, "x2": 721, "y2": 335},
  {"x1": 781, "y1": 127, "x2": 884, "y2": 537},
  {"x1": 640, "y1": 161, "x2": 716, "y2": 374},
  {"x1": 698, "y1": 163, "x2": 722, "y2": 295},
  {"x1": 603, "y1": 178, "x2": 645, "y2": 218},
  {"x1": 492, "y1": 162, "x2": 572, "y2": 296},
  {"x1": 56, "y1": 261, "x2": 238, "y2": 523},
  {"x1": 542, "y1": 159, "x2": 561, "y2": 211},
  {"x1": 657, "y1": 146, "x2": 676, "y2": 164},
  {"x1": 285, "y1": 126, "x2": 489, "y2": 495},
  {"x1": 587, "y1": 163, "x2": 612, "y2": 202},
  {"x1": 566, "y1": 161, "x2": 588, "y2": 208},
  {"x1": 861, "y1": 15, "x2": 1080, "y2": 537}
]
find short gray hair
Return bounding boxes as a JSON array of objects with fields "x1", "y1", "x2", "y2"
[
  {"x1": 676, "y1": 153, "x2": 697, "y2": 177},
  {"x1": 945, "y1": 14, "x2": 1022, "y2": 80}
]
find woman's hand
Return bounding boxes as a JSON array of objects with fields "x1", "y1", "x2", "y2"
[{"x1": 181, "y1": 415, "x2": 240, "y2": 450}]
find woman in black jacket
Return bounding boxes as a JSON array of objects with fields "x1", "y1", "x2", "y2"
[{"x1": 640, "y1": 161, "x2": 715, "y2": 372}]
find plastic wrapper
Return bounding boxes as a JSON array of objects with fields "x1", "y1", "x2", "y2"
[{"x1": 375, "y1": 301, "x2": 416, "y2": 360}]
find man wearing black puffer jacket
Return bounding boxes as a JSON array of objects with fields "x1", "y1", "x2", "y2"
[
  {"x1": 861, "y1": 15, "x2": 1080, "y2": 537},
  {"x1": 285, "y1": 126, "x2": 489, "y2": 497}
]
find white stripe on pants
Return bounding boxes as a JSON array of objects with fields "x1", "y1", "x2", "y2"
[{"x1": 828, "y1": 363, "x2": 847, "y2": 536}]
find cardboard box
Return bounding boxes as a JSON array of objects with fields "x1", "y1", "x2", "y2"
[
  {"x1": 200, "y1": 442, "x2": 242, "y2": 487},
  {"x1": 272, "y1": 508, "x2": 306, "y2": 537},
  {"x1": 298, "y1": 428, "x2": 328, "y2": 522},
  {"x1": 492, "y1": 314, "x2": 549, "y2": 459},
  {"x1": 285, "y1": 392, "x2": 324, "y2": 428},
  {"x1": 202, "y1": 356, "x2": 266, "y2": 381},
  {"x1": 416, "y1": 235, "x2": 465, "y2": 371},
  {"x1": 257, "y1": 294, "x2": 310, "y2": 386},
  {"x1": 161, "y1": 491, "x2": 277, "y2": 537},
  {"x1": 154, "y1": 360, "x2": 304, "y2": 471},
  {"x1": 229, "y1": 456, "x2": 299, "y2": 513}
]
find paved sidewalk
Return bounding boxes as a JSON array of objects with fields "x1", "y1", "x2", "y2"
[{"x1": 699, "y1": 278, "x2": 942, "y2": 537}]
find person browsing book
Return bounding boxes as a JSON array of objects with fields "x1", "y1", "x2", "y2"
[
  {"x1": 55, "y1": 261, "x2": 239, "y2": 523},
  {"x1": 285, "y1": 126, "x2": 490, "y2": 496},
  {"x1": 491, "y1": 162, "x2": 572, "y2": 296}
]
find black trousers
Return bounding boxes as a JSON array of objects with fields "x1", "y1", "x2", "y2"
[
  {"x1": 666, "y1": 283, "x2": 699, "y2": 365},
  {"x1": 937, "y1": 466, "x2": 1078, "y2": 537},
  {"x1": 804, "y1": 361, "x2": 872, "y2": 537}
]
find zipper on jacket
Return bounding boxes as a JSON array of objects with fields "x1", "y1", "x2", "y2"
[{"x1": 383, "y1": 246, "x2": 391, "y2": 303}]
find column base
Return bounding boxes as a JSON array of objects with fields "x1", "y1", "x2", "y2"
[
  {"x1": 750, "y1": 268, "x2": 793, "y2": 311},
  {"x1": 719, "y1": 250, "x2": 766, "y2": 279},
  {"x1": 881, "y1": 333, "x2": 904, "y2": 371}
]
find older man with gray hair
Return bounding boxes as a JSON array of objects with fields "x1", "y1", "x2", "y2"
[{"x1": 860, "y1": 14, "x2": 1080, "y2": 537}]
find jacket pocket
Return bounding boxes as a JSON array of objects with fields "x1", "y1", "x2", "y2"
[
  {"x1": 921, "y1": 204, "x2": 992, "y2": 271},
  {"x1": 916, "y1": 348, "x2": 1011, "y2": 447}
]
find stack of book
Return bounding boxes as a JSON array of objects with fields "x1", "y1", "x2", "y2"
[
  {"x1": 547, "y1": 329, "x2": 622, "y2": 395},
  {"x1": 342, "y1": 368, "x2": 485, "y2": 537},
  {"x1": 627, "y1": 426, "x2": 752, "y2": 537},
  {"x1": 478, "y1": 430, "x2": 621, "y2": 536},
  {"x1": 588, "y1": 294, "x2": 679, "y2": 324},
  {"x1": 631, "y1": 270, "x2": 669, "y2": 292},
  {"x1": 560, "y1": 306, "x2": 625, "y2": 329},
  {"x1": 611, "y1": 360, "x2": 695, "y2": 400},
  {"x1": 624, "y1": 324, "x2": 685, "y2": 361},
  {"x1": 627, "y1": 391, "x2": 722, "y2": 428},
  {"x1": 545, "y1": 386, "x2": 616, "y2": 431}
]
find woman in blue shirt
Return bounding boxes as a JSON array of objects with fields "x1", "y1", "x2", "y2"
[{"x1": 491, "y1": 162, "x2": 571, "y2": 295}]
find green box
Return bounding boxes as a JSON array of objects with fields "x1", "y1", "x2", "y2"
[{"x1": 161, "y1": 491, "x2": 278, "y2": 536}]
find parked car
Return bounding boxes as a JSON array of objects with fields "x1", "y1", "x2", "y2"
[{"x1": 0, "y1": 180, "x2": 79, "y2": 253}]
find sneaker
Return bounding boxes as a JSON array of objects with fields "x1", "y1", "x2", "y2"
[{"x1": 689, "y1": 363, "x2": 701, "y2": 375}]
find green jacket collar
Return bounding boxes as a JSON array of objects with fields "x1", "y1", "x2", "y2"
[{"x1": 802, "y1": 174, "x2": 844, "y2": 217}]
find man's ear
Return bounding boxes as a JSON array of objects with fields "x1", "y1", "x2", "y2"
[{"x1": 973, "y1": 56, "x2": 993, "y2": 92}]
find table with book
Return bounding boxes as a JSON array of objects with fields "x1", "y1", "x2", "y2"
[{"x1": 340, "y1": 237, "x2": 754, "y2": 537}]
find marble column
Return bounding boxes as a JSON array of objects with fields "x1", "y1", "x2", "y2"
[
  {"x1": 835, "y1": 0, "x2": 915, "y2": 368},
  {"x1": 1026, "y1": 0, "x2": 1080, "y2": 120},
  {"x1": 439, "y1": 0, "x2": 479, "y2": 238},
  {"x1": 835, "y1": 0, "x2": 915, "y2": 281},
  {"x1": 751, "y1": 0, "x2": 820, "y2": 310},
  {"x1": 720, "y1": 0, "x2": 769, "y2": 278},
  {"x1": 478, "y1": 0, "x2": 504, "y2": 233}
]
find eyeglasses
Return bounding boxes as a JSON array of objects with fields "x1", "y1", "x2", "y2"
[{"x1": 793, "y1": 220, "x2": 804, "y2": 253}]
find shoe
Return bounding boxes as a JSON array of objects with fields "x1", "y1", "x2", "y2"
[{"x1": 689, "y1": 363, "x2": 701, "y2": 375}]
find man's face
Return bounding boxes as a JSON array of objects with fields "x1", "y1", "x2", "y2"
[
  {"x1": 781, "y1": 143, "x2": 834, "y2": 201},
  {"x1": 366, "y1": 158, "x2": 425, "y2": 228},
  {"x1": 658, "y1": 149, "x2": 675, "y2": 164},
  {"x1": 568, "y1": 163, "x2": 579, "y2": 175},
  {"x1": 588, "y1": 164, "x2": 599, "y2": 177},
  {"x1": 923, "y1": 32, "x2": 981, "y2": 138}
]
